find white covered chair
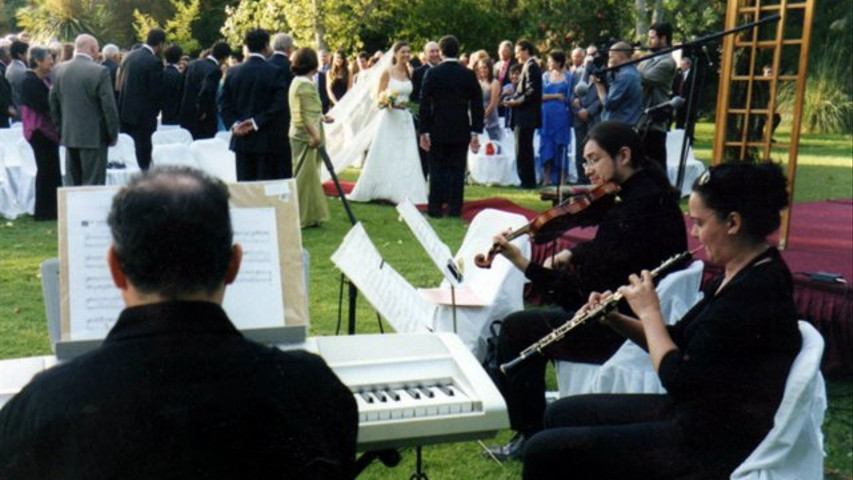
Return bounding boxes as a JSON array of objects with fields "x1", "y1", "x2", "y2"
[
  {"x1": 151, "y1": 127, "x2": 193, "y2": 146},
  {"x1": 14, "y1": 138, "x2": 37, "y2": 215},
  {"x1": 428, "y1": 208, "x2": 530, "y2": 360},
  {"x1": 731, "y1": 321, "x2": 827, "y2": 480},
  {"x1": 190, "y1": 138, "x2": 237, "y2": 183},
  {"x1": 556, "y1": 259, "x2": 705, "y2": 397},
  {"x1": 666, "y1": 129, "x2": 707, "y2": 197},
  {"x1": 467, "y1": 131, "x2": 521, "y2": 186},
  {"x1": 151, "y1": 143, "x2": 198, "y2": 169},
  {"x1": 105, "y1": 134, "x2": 140, "y2": 186},
  {"x1": 0, "y1": 149, "x2": 23, "y2": 219}
]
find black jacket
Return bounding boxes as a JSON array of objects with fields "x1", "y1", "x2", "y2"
[
  {"x1": 179, "y1": 57, "x2": 219, "y2": 138},
  {"x1": 418, "y1": 60, "x2": 484, "y2": 144},
  {"x1": 117, "y1": 47, "x2": 164, "y2": 130},
  {"x1": 267, "y1": 53, "x2": 294, "y2": 154},
  {"x1": 509, "y1": 58, "x2": 542, "y2": 128},
  {"x1": 160, "y1": 64, "x2": 183, "y2": 125},
  {"x1": 0, "y1": 301, "x2": 358, "y2": 480},
  {"x1": 218, "y1": 56, "x2": 289, "y2": 154}
]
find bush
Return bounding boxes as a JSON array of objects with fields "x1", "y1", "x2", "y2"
[{"x1": 780, "y1": 43, "x2": 853, "y2": 134}]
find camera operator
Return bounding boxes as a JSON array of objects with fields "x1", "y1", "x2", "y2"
[
  {"x1": 592, "y1": 41, "x2": 642, "y2": 127},
  {"x1": 637, "y1": 22, "x2": 677, "y2": 172}
]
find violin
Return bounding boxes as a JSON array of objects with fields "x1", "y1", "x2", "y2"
[{"x1": 473, "y1": 182, "x2": 620, "y2": 269}]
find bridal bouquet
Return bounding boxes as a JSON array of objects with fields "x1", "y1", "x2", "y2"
[{"x1": 377, "y1": 90, "x2": 401, "y2": 109}]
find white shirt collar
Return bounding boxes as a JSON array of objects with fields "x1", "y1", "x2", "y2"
[
  {"x1": 248, "y1": 53, "x2": 266, "y2": 60},
  {"x1": 206, "y1": 55, "x2": 219, "y2": 66},
  {"x1": 142, "y1": 44, "x2": 156, "y2": 55},
  {"x1": 443, "y1": 58, "x2": 458, "y2": 63},
  {"x1": 273, "y1": 51, "x2": 288, "y2": 58}
]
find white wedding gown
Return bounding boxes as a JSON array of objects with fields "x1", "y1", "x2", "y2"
[{"x1": 348, "y1": 77, "x2": 428, "y2": 205}]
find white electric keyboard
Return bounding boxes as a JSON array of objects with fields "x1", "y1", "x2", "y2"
[{"x1": 0, "y1": 333, "x2": 509, "y2": 452}]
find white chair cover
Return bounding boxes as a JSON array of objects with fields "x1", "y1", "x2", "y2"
[
  {"x1": 14, "y1": 139, "x2": 36, "y2": 214},
  {"x1": 151, "y1": 143, "x2": 198, "y2": 169},
  {"x1": 105, "y1": 134, "x2": 140, "y2": 186},
  {"x1": 556, "y1": 260, "x2": 705, "y2": 397},
  {"x1": 429, "y1": 208, "x2": 530, "y2": 360},
  {"x1": 467, "y1": 132, "x2": 521, "y2": 186},
  {"x1": 151, "y1": 128, "x2": 193, "y2": 146},
  {"x1": 0, "y1": 149, "x2": 23, "y2": 219},
  {"x1": 0, "y1": 128, "x2": 24, "y2": 168},
  {"x1": 730, "y1": 321, "x2": 827, "y2": 480},
  {"x1": 190, "y1": 138, "x2": 237, "y2": 183},
  {"x1": 666, "y1": 129, "x2": 706, "y2": 197}
]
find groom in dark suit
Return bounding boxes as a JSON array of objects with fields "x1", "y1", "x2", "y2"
[{"x1": 419, "y1": 35, "x2": 484, "y2": 218}]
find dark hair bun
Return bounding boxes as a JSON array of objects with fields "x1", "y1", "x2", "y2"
[{"x1": 692, "y1": 162, "x2": 790, "y2": 241}]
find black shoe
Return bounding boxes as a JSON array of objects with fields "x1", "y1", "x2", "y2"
[{"x1": 484, "y1": 433, "x2": 526, "y2": 461}]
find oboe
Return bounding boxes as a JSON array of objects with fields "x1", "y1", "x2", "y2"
[{"x1": 499, "y1": 248, "x2": 700, "y2": 374}]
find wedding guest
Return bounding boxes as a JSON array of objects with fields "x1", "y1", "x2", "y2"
[
  {"x1": 352, "y1": 51, "x2": 370, "y2": 84},
  {"x1": 502, "y1": 39, "x2": 542, "y2": 189},
  {"x1": 325, "y1": 49, "x2": 352, "y2": 107},
  {"x1": 5, "y1": 40, "x2": 28, "y2": 120},
  {"x1": 20, "y1": 46, "x2": 61, "y2": 220},
  {"x1": 475, "y1": 58, "x2": 503, "y2": 140},
  {"x1": 289, "y1": 47, "x2": 333, "y2": 228},
  {"x1": 161, "y1": 44, "x2": 184, "y2": 126},
  {"x1": 538, "y1": 50, "x2": 572, "y2": 186},
  {"x1": 569, "y1": 47, "x2": 585, "y2": 73},
  {"x1": 501, "y1": 64, "x2": 522, "y2": 129}
]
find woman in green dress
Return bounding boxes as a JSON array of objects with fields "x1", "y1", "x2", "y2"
[{"x1": 289, "y1": 47, "x2": 334, "y2": 228}]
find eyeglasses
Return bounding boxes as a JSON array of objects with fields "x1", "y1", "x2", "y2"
[{"x1": 582, "y1": 157, "x2": 604, "y2": 170}]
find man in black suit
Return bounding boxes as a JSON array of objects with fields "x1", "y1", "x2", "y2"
[
  {"x1": 411, "y1": 40, "x2": 440, "y2": 179},
  {"x1": 0, "y1": 166, "x2": 359, "y2": 479},
  {"x1": 101, "y1": 43, "x2": 120, "y2": 102},
  {"x1": 218, "y1": 29, "x2": 288, "y2": 181},
  {"x1": 117, "y1": 28, "x2": 166, "y2": 170},
  {"x1": 268, "y1": 33, "x2": 295, "y2": 178},
  {"x1": 0, "y1": 46, "x2": 13, "y2": 128},
  {"x1": 502, "y1": 39, "x2": 542, "y2": 189},
  {"x1": 419, "y1": 35, "x2": 484, "y2": 218},
  {"x1": 316, "y1": 49, "x2": 331, "y2": 113},
  {"x1": 179, "y1": 42, "x2": 231, "y2": 140},
  {"x1": 672, "y1": 56, "x2": 692, "y2": 131},
  {"x1": 160, "y1": 44, "x2": 183, "y2": 126}
]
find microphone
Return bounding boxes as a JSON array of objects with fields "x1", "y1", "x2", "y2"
[
  {"x1": 574, "y1": 81, "x2": 589, "y2": 98},
  {"x1": 644, "y1": 96, "x2": 685, "y2": 114}
]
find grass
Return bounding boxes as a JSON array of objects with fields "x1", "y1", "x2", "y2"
[{"x1": 1, "y1": 123, "x2": 851, "y2": 479}]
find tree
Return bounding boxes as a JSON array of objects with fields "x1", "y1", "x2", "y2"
[
  {"x1": 133, "y1": 0, "x2": 201, "y2": 53},
  {"x1": 15, "y1": 0, "x2": 105, "y2": 42}
]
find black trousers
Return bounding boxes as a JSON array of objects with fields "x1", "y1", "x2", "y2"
[
  {"x1": 277, "y1": 143, "x2": 293, "y2": 179},
  {"x1": 643, "y1": 129, "x2": 668, "y2": 174},
  {"x1": 121, "y1": 123, "x2": 154, "y2": 170},
  {"x1": 427, "y1": 141, "x2": 467, "y2": 217},
  {"x1": 514, "y1": 126, "x2": 536, "y2": 188},
  {"x1": 236, "y1": 152, "x2": 279, "y2": 181},
  {"x1": 496, "y1": 307, "x2": 625, "y2": 436},
  {"x1": 523, "y1": 394, "x2": 742, "y2": 480},
  {"x1": 28, "y1": 131, "x2": 61, "y2": 220}
]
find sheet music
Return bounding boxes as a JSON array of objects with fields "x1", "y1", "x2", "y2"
[
  {"x1": 66, "y1": 188, "x2": 122, "y2": 339},
  {"x1": 65, "y1": 189, "x2": 286, "y2": 340},
  {"x1": 222, "y1": 208, "x2": 285, "y2": 329},
  {"x1": 331, "y1": 223, "x2": 435, "y2": 333},
  {"x1": 396, "y1": 199, "x2": 462, "y2": 286}
]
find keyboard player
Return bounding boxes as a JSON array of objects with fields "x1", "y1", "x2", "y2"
[{"x1": 0, "y1": 167, "x2": 358, "y2": 480}]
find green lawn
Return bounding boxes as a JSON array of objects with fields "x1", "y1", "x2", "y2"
[{"x1": 1, "y1": 123, "x2": 851, "y2": 479}]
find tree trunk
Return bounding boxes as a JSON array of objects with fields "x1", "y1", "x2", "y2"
[
  {"x1": 635, "y1": 0, "x2": 648, "y2": 39},
  {"x1": 311, "y1": 0, "x2": 328, "y2": 51},
  {"x1": 652, "y1": 0, "x2": 664, "y2": 24}
]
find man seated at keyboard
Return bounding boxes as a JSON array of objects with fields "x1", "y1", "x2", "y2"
[{"x1": 0, "y1": 166, "x2": 358, "y2": 480}]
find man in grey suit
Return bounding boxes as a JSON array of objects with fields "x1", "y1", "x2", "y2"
[
  {"x1": 4, "y1": 40, "x2": 28, "y2": 122},
  {"x1": 50, "y1": 34, "x2": 119, "y2": 186}
]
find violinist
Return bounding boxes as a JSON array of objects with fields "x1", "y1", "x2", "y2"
[
  {"x1": 522, "y1": 162, "x2": 801, "y2": 480},
  {"x1": 485, "y1": 121, "x2": 686, "y2": 460}
]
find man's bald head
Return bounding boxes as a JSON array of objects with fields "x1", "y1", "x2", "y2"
[
  {"x1": 74, "y1": 34, "x2": 99, "y2": 58},
  {"x1": 608, "y1": 41, "x2": 634, "y2": 65},
  {"x1": 423, "y1": 41, "x2": 440, "y2": 65}
]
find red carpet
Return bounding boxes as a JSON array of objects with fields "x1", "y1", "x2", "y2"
[{"x1": 461, "y1": 197, "x2": 853, "y2": 376}]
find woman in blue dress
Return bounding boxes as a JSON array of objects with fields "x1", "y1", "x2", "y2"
[{"x1": 538, "y1": 50, "x2": 572, "y2": 186}]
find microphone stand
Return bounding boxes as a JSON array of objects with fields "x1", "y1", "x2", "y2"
[{"x1": 588, "y1": 14, "x2": 781, "y2": 191}]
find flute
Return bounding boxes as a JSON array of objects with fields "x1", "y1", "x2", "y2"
[{"x1": 499, "y1": 248, "x2": 701, "y2": 374}]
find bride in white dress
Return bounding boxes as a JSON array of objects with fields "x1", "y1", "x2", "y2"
[{"x1": 348, "y1": 41, "x2": 428, "y2": 205}]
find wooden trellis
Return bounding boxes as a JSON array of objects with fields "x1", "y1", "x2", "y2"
[{"x1": 712, "y1": 0, "x2": 815, "y2": 249}]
